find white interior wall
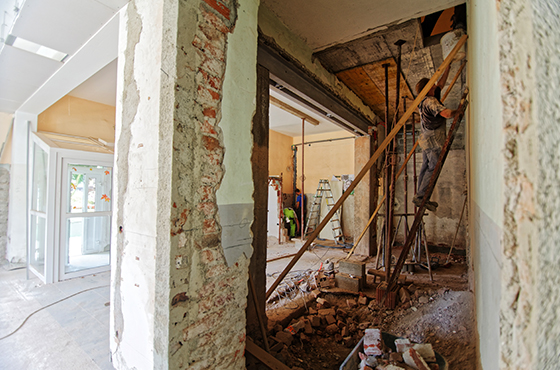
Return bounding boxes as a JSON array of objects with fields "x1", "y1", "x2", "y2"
[{"x1": 467, "y1": 0, "x2": 504, "y2": 368}]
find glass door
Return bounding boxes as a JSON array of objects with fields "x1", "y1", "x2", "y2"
[
  {"x1": 59, "y1": 160, "x2": 112, "y2": 279},
  {"x1": 28, "y1": 142, "x2": 49, "y2": 280}
]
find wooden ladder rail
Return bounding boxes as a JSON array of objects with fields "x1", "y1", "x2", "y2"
[
  {"x1": 265, "y1": 35, "x2": 468, "y2": 300},
  {"x1": 385, "y1": 88, "x2": 470, "y2": 297}
]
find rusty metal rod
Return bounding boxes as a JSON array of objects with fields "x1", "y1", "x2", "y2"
[
  {"x1": 347, "y1": 137, "x2": 421, "y2": 261},
  {"x1": 445, "y1": 194, "x2": 468, "y2": 264},
  {"x1": 265, "y1": 34, "x2": 468, "y2": 299},
  {"x1": 382, "y1": 62, "x2": 391, "y2": 284},
  {"x1": 300, "y1": 118, "x2": 305, "y2": 238},
  {"x1": 403, "y1": 96, "x2": 409, "y2": 244}
]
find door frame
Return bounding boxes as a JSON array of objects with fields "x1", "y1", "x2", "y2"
[{"x1": 56, "y1": 153, "x2": 113, "y2": 281}]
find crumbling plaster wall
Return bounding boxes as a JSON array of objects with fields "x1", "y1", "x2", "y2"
[
  {"x1": 111, "y1": 0, "x2": 257, "y2": 369},
  {"x1": 496, "y1": 0, "x2": 560, "y2": 368}
]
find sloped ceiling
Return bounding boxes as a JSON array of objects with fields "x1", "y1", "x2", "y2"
[{"x1": 0, "y1": 0, "x2": 128, "y2": 113}]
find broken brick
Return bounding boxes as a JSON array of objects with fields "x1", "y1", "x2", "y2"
[
  {"x1": 390, "y1": 352, "x2": 404, "y2": 363},
  {"x1": 403, "y1": 348, "x2": 430, "y2": 370},
  {"x1": 318, "y1": 308, "x2": 336, "y2": 316},
  {"x1": 326, "y1": 323, "x2": 339, "y2": 334},
  {"x1": 275, "y1": 331, "x2": 293, "y2": 346}
]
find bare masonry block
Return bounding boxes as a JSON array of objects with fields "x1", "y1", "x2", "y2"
[
  {"x1": 335, "y1": 273, "x2": 363, "y2": 292},
  {"x1": 338, "y1": 260, "x2": 365, "y2": 278}
]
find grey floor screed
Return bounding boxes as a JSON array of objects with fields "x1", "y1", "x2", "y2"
[{"x1": 0, "y1": 267, "x2": 112, "y2": 370}]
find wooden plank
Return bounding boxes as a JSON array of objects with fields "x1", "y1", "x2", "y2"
[
  {"x1": 266, "y1": 253, "x2": 297, "y2": 263},
  {"x1": 337, "y1": 58, "x2": 415, "y2": 123},
  {"x1": 270, "y1": 96, "x2": 320, "y2": 125},
  {"x1": 265, "y1": 34, "x2": 468, "y2": 300},
  {"x1": 246, "y1": 339, "x2": 291, "y2": 370},
  {"x1": 336, "y1": 67, "x2": 386, "y2": 119},
  {"x1": 362, "y1": 58, "x2": 414, "y2": 121}
]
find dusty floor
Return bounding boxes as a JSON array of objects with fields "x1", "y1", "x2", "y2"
[{"x1": 253, "y1": 237, "x2": 476, "y2": 370}]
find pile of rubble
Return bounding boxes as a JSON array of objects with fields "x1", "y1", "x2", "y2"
[{"x1": 271, "y1": 292, "x2": 368, "y2": 350}]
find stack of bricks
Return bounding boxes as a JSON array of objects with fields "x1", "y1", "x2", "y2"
[{"x1": 335, "y1": 260, "x2": 366, "y2": 292}]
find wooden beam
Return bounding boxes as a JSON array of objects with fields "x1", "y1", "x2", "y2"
[
  {"x1": 270, "y1": 96, "x2": 320, "y2": 125},
  {"x1": 266, "y1": 253, "x2": 297, "y2": 263},
  {"x1": 265, "y1": 34, "x2": 468, "y2": 300},
  {"x1": 246, "y1": 339, "x2": 292, "y2": 370}
]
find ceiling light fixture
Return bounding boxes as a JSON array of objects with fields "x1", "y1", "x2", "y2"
[{"x1": 5, "y1": 34, "x2": 68, "y2": 62}]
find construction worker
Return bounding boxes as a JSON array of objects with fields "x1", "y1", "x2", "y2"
[
  {"x1": 413, "y1": 65, "x2": 458, "y2": 212},
  {"x1": 294, "y1": 189, "x2": 306, "y2": 236},
  {"x1": 283, "y1": 207, "x2": 299, "y2": 239}
]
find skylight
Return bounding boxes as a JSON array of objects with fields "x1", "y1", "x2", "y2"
[{"x1": 5, "y1": 34, "x2": 67, "y2": 62}]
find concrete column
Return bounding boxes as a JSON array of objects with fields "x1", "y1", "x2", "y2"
[
  {"x1": 110, "y1": 1, "x2": 258, "y2": 369},
  {"x1": 354, "y1": 136, "x2": 374, "y2": 256},
  {"x1": 7, "y1": 111, "x2": 37, "y2": 264}
]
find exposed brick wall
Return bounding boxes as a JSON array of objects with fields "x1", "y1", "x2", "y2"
[{"x1": 167, "y1": 2, "x2": 249, "y2": 369}]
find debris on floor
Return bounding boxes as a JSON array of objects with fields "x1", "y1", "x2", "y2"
[{"x1": 259, "y1": 247, "x2": 475, "y2": 370}]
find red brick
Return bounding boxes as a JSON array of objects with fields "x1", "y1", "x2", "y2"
[
  {"x1": 199, "y1": 185, "x2": 214, "y2": 202},
  {"x1": 197, "y1": 85, "x2": 221, "y2": 106},
  {"x1": 203, "y1": 218, "x2": 218, "y2": 235},
  {"x1": 198, "y1": 53, "x2": 225, "y2": 78},
  {"x1": 201, "y1": 2, "x2": 231, "y2": 25},
  {"x1": 203, "y1": 107, "x2": 217, "y2": 118},
  {"x1": 203, "y1": 40, "x2": 225, "y2": 61},
  {"x1": 201, "y1": 249, "x2": 215, "y2": 263},
  {"x1": 202, "y1": 135, "x2": 221, "y2": 152},
  {"x1": 198, "y1": 69, "x2": 222, "y2": 91},
  {"x1": 198, "y1": 119, "x2": 218, "y2": 136}
]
